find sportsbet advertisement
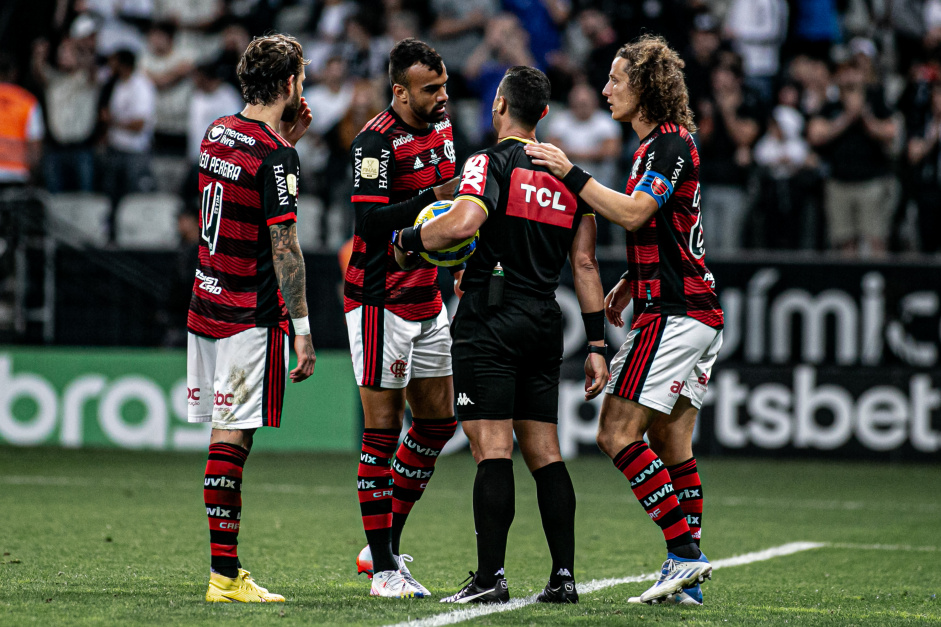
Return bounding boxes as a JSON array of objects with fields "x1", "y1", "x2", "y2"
[{"x1": 0, "y1": 349, "x2": 357, "y2": 451}]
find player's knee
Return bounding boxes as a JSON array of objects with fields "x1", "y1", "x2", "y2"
[{"x1": 595, "y1": 429, "x2": 617, "y2": 458}]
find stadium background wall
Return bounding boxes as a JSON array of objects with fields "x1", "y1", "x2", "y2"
[{"x1": 3, "y1": 253, "x2": 939, "y2": 460}]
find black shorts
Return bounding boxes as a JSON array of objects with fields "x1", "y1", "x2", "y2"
[{"x1": 450, "y1": 289, "x2": 563, "y2": 422}]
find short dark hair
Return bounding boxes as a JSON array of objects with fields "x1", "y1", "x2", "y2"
[
  {"x1": 389, "y1": 38, "x2": 443, "y2": 88},
  {"x1": 498, "y1": 66, "x2": 551, "y2": 128},
  {"x1": 112, "y1": 49, "x2": 137, "y2": 71},
  {"x1": 237, "y1": 33, "x2": 309, "y2": 106}
]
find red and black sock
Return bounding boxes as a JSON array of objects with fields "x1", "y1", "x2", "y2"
[
  {"x1": 667, "y1": 458, "x2": 703, "y2": 546},
  {"x1": 473, "y1": 458, "x2": 515, "y2": 588},
  {"x1": 533, "y1": 461, "x2": 576, "y2": 587},
  {"x1": 391, "y1": 417, "x2": 457, "y2": 555},
  {"x1": 613, "y1": 441, "x2": 698, "y2": 557},
  {"x1": 358, "y1": 428, "x2": 398, "y2": 572},
  {"x1": 204, "y1": 442, "x2": 248, "y2": 579}
]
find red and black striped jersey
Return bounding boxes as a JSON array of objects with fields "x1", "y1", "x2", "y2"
[
  {"x1": 187, "y1": 113, "x2": 300, "y2": 339},
  {"x1": 623, "y1": 123, "x2": 723, "y2": 330},
  {"x1": 344, "y1": 107, "x2": 456, "y2": 321}
]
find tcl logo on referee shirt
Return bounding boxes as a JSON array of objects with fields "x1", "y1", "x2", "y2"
[{"x1": 506, "y1": 169, "x2": 577, "y2": 228}]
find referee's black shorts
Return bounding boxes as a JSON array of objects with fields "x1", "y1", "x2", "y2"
[{"x1": 451, "y1": 288, "x2": 563, "y2": 423}]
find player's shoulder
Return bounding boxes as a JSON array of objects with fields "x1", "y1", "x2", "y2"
[
  {"x1": 209, "y1": 114, "x2": 291, "y2": 155},
  {"x1": 649, "y1": 124, "x2": 694, "y2": 156},
  {"x1": 357, "y1": 109, "x2": 397, "y2": 137}
]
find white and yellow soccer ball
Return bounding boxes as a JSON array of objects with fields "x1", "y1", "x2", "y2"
[{"x1": 414, "y1": 200, "x2": 478, "y2": 267}]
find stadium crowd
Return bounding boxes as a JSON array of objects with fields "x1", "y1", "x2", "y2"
[{"x1": 2, "y1": 0, "x2": 941, "y2": 256}]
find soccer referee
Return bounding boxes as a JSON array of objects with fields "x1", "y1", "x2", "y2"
[{"x1": 395, "y1": 66, "x2": 608, "y2": 605}]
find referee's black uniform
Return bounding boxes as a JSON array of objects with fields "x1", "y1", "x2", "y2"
[{"x1": 450, "y1": 136, "x2": 593, "y2": 422}]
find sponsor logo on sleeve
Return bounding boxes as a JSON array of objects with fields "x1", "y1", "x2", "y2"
[
  {"x1": 458, "y1": 154, "x2": 489, "y2": 195},
  {"x1": 274, "y1": 164, "x2": 289, "y2": 206},
  {"x1": 286, "y1": 173, "x2": 297, "y2": 196}
]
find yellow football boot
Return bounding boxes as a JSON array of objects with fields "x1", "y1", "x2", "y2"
[{"x1": 205, "y1": 569, "x2": 286, "y2": 602}]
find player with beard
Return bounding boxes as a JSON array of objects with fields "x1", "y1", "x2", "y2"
[
  {"x1": 344, "y1": 38, "x2": 460, "y2": 599},
  {"x1": 187, "y1": 34, "x2": 316, "y2": 603},
  {"x1": 526, "y1": 35, "x2": 723, "y2": 606}
]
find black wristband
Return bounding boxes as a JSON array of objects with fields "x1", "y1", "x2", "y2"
[
  {"x1": 581, "y1": 310, "x2": 605, "y2": 342},
  {"x1": 562, "y1": 164, "x2": 592, "y2": 194},
  {"x1": 587, "y1": 344, "x2": 607, "y2": 356},
  {"x1": 398, "y1": 223, "x2": 427, "y2": 253},
  {"x1": 620, "y1": 270, "x2": 630, "y2": 282}
]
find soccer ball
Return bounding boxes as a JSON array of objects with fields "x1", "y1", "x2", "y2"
[
  {"x1": 356, "y1": 544, "x2": 374, "y2": 579},
  {"x1": 414, "y1": 200, "x2": 478, "y2": 267}
]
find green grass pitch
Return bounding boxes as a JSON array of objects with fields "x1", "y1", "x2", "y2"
[{"x1": 1, "y1": 447, "x2": 939, "y2": 626}]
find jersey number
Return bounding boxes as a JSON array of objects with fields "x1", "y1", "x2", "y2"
[
  {"x1": 688, "y1": 184, "x2": 706, "y2": 259},
  {"x1": 201, "y1": 181, "x2": 223, "y2": 255}
]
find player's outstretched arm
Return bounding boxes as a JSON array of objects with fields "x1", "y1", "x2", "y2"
[
  {"x1": 269, "y1": 222, "x2": 316, "y2": 382},
  {"x1": 569, "y1": 214, "x2": 608, "y2": 400},
  {"x1": 396, "y1": 198, "x2": 486, "y2": 253},
  {"x1": 525, "y1": 142, "x2": 658, "y2": 231}
]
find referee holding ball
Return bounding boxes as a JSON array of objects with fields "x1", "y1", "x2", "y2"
[{"x1": 395, "y1": 66, "x2": 608, "y2": 605}]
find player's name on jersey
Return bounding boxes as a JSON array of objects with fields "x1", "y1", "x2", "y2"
[{"x1": 199, "y1": 151, "x2": 242, "y2": 181}]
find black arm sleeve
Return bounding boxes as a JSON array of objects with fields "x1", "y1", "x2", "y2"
[{"x1": 351, "y1": 130, "x2": 437, "y2": 239}]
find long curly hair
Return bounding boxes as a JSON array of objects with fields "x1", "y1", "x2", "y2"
[
  {"x1": 617, "y1": 35, "x2": 696, "y2": 132},
  {"x1": 237, "y1": 34, "x2": 309, "y2": 106}
]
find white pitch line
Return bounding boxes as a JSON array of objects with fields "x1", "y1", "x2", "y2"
[{"x1": 380, "y1": 541, "x2": 826, "y2": 627}]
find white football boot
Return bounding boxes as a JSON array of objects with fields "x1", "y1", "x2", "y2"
[
  {"x1": 370, "y1": 569, "x2": 424, "y2": 598},
  {"x1": 634, "y1": 552, "x2": 711, "y2": 604},
  {"x1": 396, "y1": 554, "x2": 430, "y2": 597}
]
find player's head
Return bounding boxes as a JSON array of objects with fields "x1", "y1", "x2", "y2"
[
  {"x1": 389, "y1": 38, "x2": 448, "y2": 124},
  {"x1": 237, "y1": 33, "x2": 309, "y2": 122},
  {"x1": 492, "y1": 66, "x2": 550, "y2": 132},
  {"x1": 604, "y1": 34, "x2": 696, "y2": 132}
]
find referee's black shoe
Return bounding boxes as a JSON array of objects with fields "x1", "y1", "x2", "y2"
[
  {"x1": 440, "y1": 571, "x2": 509, "y2": 604},
  {"x1": 536, "y1": 580, "x2": 579, "y2": 604}
]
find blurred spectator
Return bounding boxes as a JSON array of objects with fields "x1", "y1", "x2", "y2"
[
  {"x1": 186, "y1": 61, "x2": 242, "y2": 162},
  {"x1": 100, "y1": 49, "x2": 156, "y2": 211},
  {"x1": 753, "y1": 105, "x2": 816, "y2": 249},
  {"x1": 501, "y1": 0, "x2": 569, "y2": 70},
  {"x1": 387, "y1": 10, "x2": 422, "y2": 43},
  {"x1": 723, "y1": 0, "x2": 788, "y2": 104},
  {"x1": 215, "y1": 24, "x2": 251, "y2": 91},
  {"x1": 788, "y1": 55, "x2": 836, "y2": 118},
  {"x1": 891, "y1": 0, "x2": 929, "y2": 74},
  {"x1": 0, "y1": 54, "x2": 44, "y2": 188},
  {"x1": 160, "y1": 203, "x2": 200, "y2": 347},
  {"x1": 342, "y1": 12, "x2": 392, "y2": 80},
  {"x1": 139, "y1": 22, "x2": 194, "y2": 154},
  {"x1": 464, "y1": 13, "x2": 535, "y2": 139},
  {"x1": 696, "y1": 56, "x2": 763, "y2": 254},
  {"x1": 684, "y1": 11, "x2": 723, "y2": 111},
  {"x1": 151, "y1": 0, "x2": 223, "y2": 60},
  {"x1": 576, "y1": 10, "x2": 621, "y2": 96},
  {"x1": 428, "y1": 0, "x2": 498, "y2": 78},
  {"x1": 546, "y1": 82, "x2": 622, "y2": 247},
  {"x1": 32, "y1": 38, "x2": 99, "y2": 193},
  {"x1": 307, "y1": 56, "x2": 355, "y2": 137},
  {"x1": 907, "y1": 81, "x2": 941, "y2": 253},
  {"x1": 545, "y1": 83, "x2": 621, "y2": 188},
  {"x1": 787, "y1": 0, "x2": 839, "y2": 61},
  {"x1": 81, "y1": 0, "x2": 151, "y2": 56},
  {"x1": 808, "y1": 61, "x2": 901, "y2": 256}
]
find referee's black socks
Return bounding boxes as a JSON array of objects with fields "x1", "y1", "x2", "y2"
[
  {"x1": 533, "y1": 461, "x2": 576, "y2": 587},
  {"x1": 473, "y1": 458, "x2": 515, "y2": 588}
]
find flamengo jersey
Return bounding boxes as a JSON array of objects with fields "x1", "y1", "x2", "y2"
[
  {"x1": 344, "y1": 107, "x2": 456, "y2": 321},
  {"x1": 187, "y1": 113, "x2": 300, "y2": 339},
  {"x1": 454, "y1": 137, "x2": 592, "y2": 298},
  {"x1": 624, "y1": 123, "x2": 723, "y2": 330}
]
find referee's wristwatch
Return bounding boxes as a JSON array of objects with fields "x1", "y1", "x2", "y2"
[{"x1": 587, "y1": 344, "x2": 607, "y2": 356}]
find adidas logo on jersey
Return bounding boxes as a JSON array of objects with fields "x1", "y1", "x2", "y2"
[
  {"x1": 414, "y1": 156, "x2": 424, "y2": 169},
  {"x1": 456, "y1": 393, "x2": 475, "y2": 406}
]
